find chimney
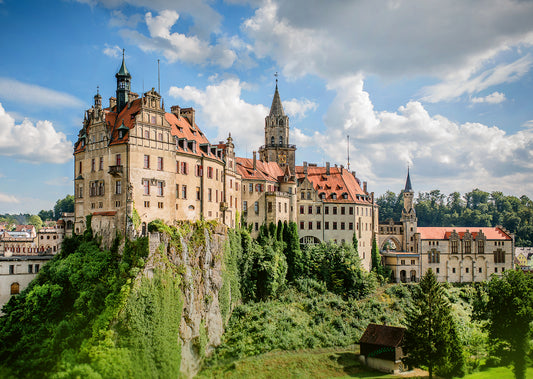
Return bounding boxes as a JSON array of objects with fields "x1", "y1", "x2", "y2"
[
  {"x1": 363, "y1": 181, "x2": 368, "y2": 194},
  {"x1": 171, "y1": 105, "x2": 181, "y2": 119},
  {"x1": 253, "y1": 151, "x2": 257, "y2": 170},
  {"x1": 304, "y1": 161, "x2": 308, "y2": 177},
  {"x1": 340, "y1": 164, "x2": 344, "y2": 173},
  {"x1": 352, "y1": 171, "x2": 356, "y2": 178},
  {"x1": 326, "y1": 162, "x2": 330, "y2": 175},
  {"x1": 109, "y1": 97, "x2": 116, "y2": 109},
  {"x1": 181, "y1": 107, "x2": 195, "y2": 127}
]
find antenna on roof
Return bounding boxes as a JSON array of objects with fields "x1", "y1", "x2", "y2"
[
  {"x1": 157, "y1": 59, "x2": 160, "y2": 94},
  {"x1": 347, "y1": 135, "x2": 350, "y2": 171}
]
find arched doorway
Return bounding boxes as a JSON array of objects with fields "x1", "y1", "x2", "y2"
[
  {"x1": 400, "y1": 270, "x2": 407, "y2": 283},
  {"x1": 410, "y1": 270, "x2": 417, "y2": 282},
  {"x1": 11, "y1": 282, "x2": 19, "y2": 295},
  {"x1": 141, "y1": 222, "x2": 147, "y2": 237}
]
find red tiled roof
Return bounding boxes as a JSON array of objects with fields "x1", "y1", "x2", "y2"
[
  {"x1": 359, "y1": 323, "x2": 405, "y2": 347},
  {"x1": 418, "y1": 227, "x2": 512, "y2": 240},
  {"x1": 295, "y1": 165, "x2": 370, "y2": 204},
  {"x1": 235, "y1": 158, "x2": 284, "y2": 182}
]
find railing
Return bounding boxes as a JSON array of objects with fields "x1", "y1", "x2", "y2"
[
  {"x1": 108, "y1": 165, "x2": 123, "y2": 176},
  {"x1": 258, "y1": 144, "x2": 296, "y2": 149}
]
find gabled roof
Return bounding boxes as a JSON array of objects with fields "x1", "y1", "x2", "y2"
[
  {"x1": 295, "y1": 165, "x2": 371, "y2": 204},
  {"x1": 236, "y1": 158, "x2": 284, "y2": 182},
  {"x1": 418, "y1": 227, "x2": 512, "y2": 240},
  {"x1": 359, "y1": 323, "x2": 405, "y2": 347}
]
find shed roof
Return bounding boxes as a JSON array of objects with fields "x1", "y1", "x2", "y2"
[{"x1": 359, "y1": 323, "x2": 405, "y2": 347}]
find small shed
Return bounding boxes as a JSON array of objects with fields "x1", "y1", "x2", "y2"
[{"x1": 359, "y1": 323, "x2": 406, "y2": 374}]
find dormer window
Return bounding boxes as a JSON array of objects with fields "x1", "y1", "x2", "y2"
[{"x1": 331, "y1": 193, "x2": 337, "y2": 200}]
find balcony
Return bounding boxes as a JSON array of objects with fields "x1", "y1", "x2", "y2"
[{"x1": 108, "y1": 165, "x2": 123, "y2": 177}]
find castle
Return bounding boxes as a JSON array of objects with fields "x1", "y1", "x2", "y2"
[
  {"x1": 378, "y1": 170, "x2": 514, "y2": 282},
  {"x1": 73, "y1": 57, "x2": 378, "y2": 270}
]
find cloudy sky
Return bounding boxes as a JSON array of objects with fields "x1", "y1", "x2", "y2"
[{"x1": 1, "y1": 0, "x2": 533, "y2": 213}]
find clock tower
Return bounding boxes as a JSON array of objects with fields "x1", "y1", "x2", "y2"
[{"x1": 259, "y1": 80, "x2": 296, "y2": 175}]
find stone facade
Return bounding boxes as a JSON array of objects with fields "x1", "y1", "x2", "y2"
[{"x1": 379, "y1": 171, "x2": 514, "y2": 283}]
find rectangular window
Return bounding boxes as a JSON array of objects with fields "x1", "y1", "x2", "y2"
[
  {"x1": 182, "y1": 185, "x2": 187, "y2": 199},
  {"x1": 28, "y1": 264, "x2": 33, "y2": 273},
  {"x1": 308, "y1": 205, "x2": 313, "y2": 214},
  {"x1": 349, "y1": 222, "x2": 353, "y2": 230},
  {"x1": 176, "y1": 161, "x2": 180, "y2": 173},
  {"x1": 300, "y1": 205, "x2": 304, "y2": 214},
  {"x1": 176, "y1": 184, "x2": 179, "y2": 198},
  {"x1": 181, "y1": 162, "x2": 188, "y2": 174},
  {"x1": 300, "y1": 221, "x2": 304, "y2": 229},
  {"x1": 325, "y1": 206, "x2": 329, "y2": 215},
  {"x1": 478, "y1": 240, "x2": 484, "y2": 254},
  {"x1": 157, "y1": 181, "x2": 163, "y2": 196},
  {"x1": 333, "y1": 222, "x2": 338, "y2": 230},
  {"x1": 116, "y1": 154, "x2": 121, "y2": 166},
  {"x1": 254, "y1": 201, "x2": 259, "y2": 214},
  {"x1": 158, "y1": 202, "x2": 164, "y2": 209},
  {"x1": 325, "y1": 222, "x2": 329, "y2": 230},
  {"x1": 144, "y1": 201, "x2": 150, "y2": 208},
  {"x1": 9, "y1": 265, "x2": 14, "y2": 274},
  {"x1": 35, "y1": 264, "x2": 39, "y2": 273},
  {"x1": 341, "y1": 207, "x2": 345, "y2": 215},
  {"x1": 341, "y1": 222, "x2": 345, "y2": 230},
  {"x1": 207, "y1": 167, "x2": 213, "y2": 178},
  {"x1": 243, "y1": 200, "x2": 247, "y2": 212},
  {"x1": 78, "y1": 161, "x2": 82, "y2": 175},
  {"x1": 316, "y1": 206, "x2": 321, "y2": 214},
  {"x1": 144, "y1": 130, "x2": 150, "y2": 139},
  {"x1": 99, "y1": 157, "x2": 104, "y2": 170},
  {"x1": 284, "y1": 203, "x2": 287, "y2": 213},
  {"x1": 196, "y1": 187, "x2": 201, "y2": 201},
  {"x1": 91, "y1": 158, "x2": 95, "y2": 172},
  {"x1": 144, "y1": 155, "x2": 150, "y2": 169},
  {"x1": 208, "y1": 188, "x2": 212, "y2": 202},
  {"x1": 333, "y1": 207, "x2": 337, "y2": 215},
  {"x1": 158, "y1": 132, "x2": 163, "y2": 141},
  {"x1": 115, "y1": 180, "x2": 122, "y2": 195},
  {"x1": 464, "y1": 240, "x2": 471, "y2": 254},
  {"x1": 157, "y1": 157, "x2": 163, "y2": 171},
  {"x1": 196, "y1": 164, "x2": 203, "y2": 177},
  {"x1": 143, "y1": 179, "x2": 150, "y2": 195},
  {"x1": 249, "y1": 183, "x2": 253, "y2": 193},
  {"x1": 230, "y1": 179, "x2": 233, "y2": 189},
  {"x1": 451, "y1": 240, "x2": 458, "y2": 254},
  {"x1": 268, "y1": 202, "x2": 273, "y2": 213},
  {"x1": 452, "y1": 268, "x2": 456, "y2": 273},
  {"x1": 317, "y1": 221, "x2": 321, "y2": 230},
  {"x1": 349, "y1": 207, "x2": 354, "y2": 215},
  {"x1": 308, "y1": 221, "x2": 313, "y2": 230}
]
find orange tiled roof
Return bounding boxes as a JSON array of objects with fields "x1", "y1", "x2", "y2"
[
  {"x1": 295, "y1": 165, "x2": 370, "y2": 204},
  {"x1": 418, "y1": 227, "x2": 512, "y2": 240},
  {"x1": 236, "y1": 158, "x2": 284, "y2": 182}
]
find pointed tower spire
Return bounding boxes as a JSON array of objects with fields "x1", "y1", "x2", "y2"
[
  {"x1": 115, "y1": 49, "x2": 132, "y2": 113},
  {"x1": 117, "y1": 49, "x2": 130, "y2": 77},
  {"x1": 269, "y1": 73, "x2": 285, "y2": 117},
  {"x1": 404, "y1": 166, "x2": 413, "y2": 192}
]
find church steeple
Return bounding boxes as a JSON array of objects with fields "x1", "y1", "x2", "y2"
[
  {"x1": 269, "y1": 81, "x2": 285, "y2": 117},
  {"x1": 115, "y1": 49, "x2": 131, "y2": 114}
]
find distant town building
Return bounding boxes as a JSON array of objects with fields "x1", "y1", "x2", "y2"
[{"x1": 379, "y1": 170, "x2": 514, "y2": 282}]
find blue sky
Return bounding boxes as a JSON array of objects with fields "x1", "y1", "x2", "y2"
[{"x1": 1, "y1": 0, "x2": 533, "y2": 213}]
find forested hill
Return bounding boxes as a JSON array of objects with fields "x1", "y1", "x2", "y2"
[{"x1": 376, "y1": 189, "x2": 533, "y2": 246}]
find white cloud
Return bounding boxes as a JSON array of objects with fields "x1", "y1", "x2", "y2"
[
  {"x1": 102, "y1": 43, "x2": 123, "y2": 58},
  {"x1": 471, "y1": 92, "x2": 507, "y2": 104},
  {"x1": 120, "y1": 11, "x2": 236, "y2": 67},
  {"x1": 168, "y1": 78, "x2": 267, "y2": 151},
  {"x1": 0, "y1": 192, "x2": 19, "y2": 204},
  {"x1": 242, "y1": 0, "x2": 533, "y2": 82},
  {"x1": 0, "y1": 78, "x2": 83, "y2": 108},
  {"x1": 283, "y1": 98, "x2": 318, "y2": 119},
  {"x1": 421, "y1": 55, "x2": 532, "y2": 103},
  {"x1": 109, "y1": 10, "x2": 142, "y2": 28},
  {"x1": 0, "y1": 103, "x2": 73, "y2": 164},
  {"x1": 296, "y1": 76, "x2": 533, "y2": 196}
]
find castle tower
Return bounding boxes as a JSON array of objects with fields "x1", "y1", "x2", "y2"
[
  {"x1": 258, "y1": 80, "x2": 296, "y2": 174},
  {"x1": 115, "y1": 50, "x2": 131, "y2": 114},
  {"x1": 401, "y1": 168, "x2": 417, "y2": 252}
]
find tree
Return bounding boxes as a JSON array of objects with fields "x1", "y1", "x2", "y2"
[
  {"x1": 38, "y1": 210, "x2": 54, "y2": 221},
  {"x1": 28, "y1": 215, "x2": 43, "y2": 231},
  {"x1": 402, "y1": 269, "x2": 465, "y2": 378},
  {"x1": 479, "y1": 270, "x2": 533, "y2": 379},
  {"x1": 53, "y1": 195, "x2": 74, "y2": 220},
  {"x1": 283, "y1": 222, "x2": 303, "y2": 281},
  {"x1": 371, "y1": 237, "x2": 381, "y2": 272},
  {"x1": 352, "y1": 232, "x2": 358, "y2": 255}
]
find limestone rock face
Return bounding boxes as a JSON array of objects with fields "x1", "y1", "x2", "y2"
[{"x1": 145, "y1": 224, "x2": 227, "y2": 378}]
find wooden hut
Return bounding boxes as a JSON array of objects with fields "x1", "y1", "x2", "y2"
[{"x1": 359, "y1": 323, "x2": 406, "y2": 374}]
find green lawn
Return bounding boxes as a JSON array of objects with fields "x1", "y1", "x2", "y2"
[{"x1": 198, "y1": 347, "x2": 533, "y2": 379}]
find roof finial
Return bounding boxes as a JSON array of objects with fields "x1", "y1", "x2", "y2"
[
  {"x1": 96, "y1": 85, "x2": 99, "y2": 95},
  {"x1": 274, "y1": 71, "x2": 278, "y2": 89},
  {"x1": 122, "y1": 48, "x2": 125, "y2": 59}
]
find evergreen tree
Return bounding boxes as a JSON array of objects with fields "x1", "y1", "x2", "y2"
[
  {"x1": 371, "y1": 237, "x2": 381, "y2": 272},
  {"x1": 268, "y1": 222, "x2": 277, "y2": 238},
  {"x1": 276, "y1": 220, "x2": 284, "y2": 242},
  {"x1": 402, "y1": 269, "x2": 465, "y2": 378},
  {"x1": 352, "y1": 232, "x2": 358, "y2": 255},
  {"x1": 481, "y1": 270, "x2": 533, "y2": 379},
  {"x1": 283, "y1": 222, "x2": 303, "y2": 281}
]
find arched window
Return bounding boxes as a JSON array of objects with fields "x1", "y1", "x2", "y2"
[
  {"x1": 271, "y1": 136, "x2": 275, "y2": 145},
  {"x1": 279, "y1": 136, "x2": 283, "y2": 145},
  {"x1": 11, "y1": 283, "x2": 19, "y2": 295},
  {"x1": 141, "y1": 222, "x2": 147, "y2": 237}
]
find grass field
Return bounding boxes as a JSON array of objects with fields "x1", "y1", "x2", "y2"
[{"x1": 198, "y1": 347, "x2": 533, "y2": 379}]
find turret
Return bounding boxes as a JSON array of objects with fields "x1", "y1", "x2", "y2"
[{"x1": 115, "y1": 49, "x2": 131, "y2": 114}]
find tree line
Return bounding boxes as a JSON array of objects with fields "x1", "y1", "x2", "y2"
[
  {"x1": 376, "y1": 188, "x2": 533, "y2": 246},
  {"x1": 0, "y1": 195, "x2": 74, "y2": 230}
]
